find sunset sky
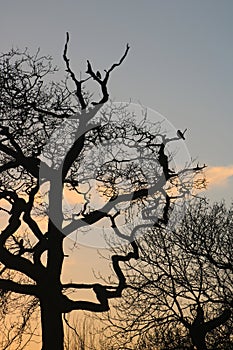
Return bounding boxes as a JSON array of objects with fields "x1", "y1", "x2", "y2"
[{"x1": 1, "y1": 1, "x2": 233, "y2": 348}]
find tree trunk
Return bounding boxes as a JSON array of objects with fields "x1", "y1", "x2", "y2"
[
  {"x1": 190, "y1": 329, "x2": 207, "y2": 350},
  {"x1": 40, "y1": 299, "x2": 64, "y2": 350}
]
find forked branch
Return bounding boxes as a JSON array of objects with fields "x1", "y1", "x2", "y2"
[
  {"x1": 86, "y1": 43, "x2": 130, "y2": 105},
  {"x1": 63, "y1": 32, "x2": 88, "y2": 110}
]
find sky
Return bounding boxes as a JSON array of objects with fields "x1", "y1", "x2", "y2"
[
  {"x1": 0, "y1": 1, "x2": 233, "y2": 348},
  {"x1": 1, "y1": 0, "x2": 233, "y2": 202}
]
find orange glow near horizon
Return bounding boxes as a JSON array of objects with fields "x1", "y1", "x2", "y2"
[
  {"x1": 1, "y1": 165, "x2": 233, "y2": 349},
  {"x1": 205, "y1": 165, "x2": 233, "y2": 188}
]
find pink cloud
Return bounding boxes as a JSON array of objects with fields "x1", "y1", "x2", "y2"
[{"x1": 205, "y1": 166, "x2": 233, "y2": 188}]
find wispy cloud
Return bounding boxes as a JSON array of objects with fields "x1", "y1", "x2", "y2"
[{"x1": 205, "y1": 166, "x2": 233, "y2": 188}]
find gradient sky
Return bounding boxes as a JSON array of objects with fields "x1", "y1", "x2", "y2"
[
  {"x1": 1, "y1": 0, "x2": 233, "y2": 202},
  {"x1": 1, "y1": 2, "x2": 233, "y2": 348}
]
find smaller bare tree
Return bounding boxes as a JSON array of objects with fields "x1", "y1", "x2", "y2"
[{"x1": 103, "y1": 199, "x2": 233, "y2": 350}]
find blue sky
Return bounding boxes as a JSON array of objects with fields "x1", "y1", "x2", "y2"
[{"x1": 1, "y1": 0, "x2": 233, "y2": 202}]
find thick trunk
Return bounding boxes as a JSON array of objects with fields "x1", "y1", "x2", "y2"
[
  {"x1": 40, "y1": 299, "x2": 64, "y2": 350},
  {"x1": 40, "y1": 174, "x2": 65, "y2": 350},
  {"x1": 190, "y1": 329, "x2": 207, "y2": 350},
  {"x1": 194, "y1": 341, "x2": 207, "y2": 350}
]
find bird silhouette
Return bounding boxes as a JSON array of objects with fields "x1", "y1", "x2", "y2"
[
  {"x1": 96, "y1": 71, "x2": 102, "y2": 79},
  {"x1": 177, "y1": 128, "x2": 187, "y2": 140}
]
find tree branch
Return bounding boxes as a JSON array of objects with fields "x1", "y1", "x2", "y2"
[
  {"x1": 0, "y1": 192, "x2": 44, "y2": 281},
  {"x1": 63, "y1": 32, "x2": 88, "y2": 110},
  {"x1": 86, "y1": 44, "x2": 130, "y2": 105},
  {"x1": 0, "y1": 279, "x2": 38, "y2": 296}
]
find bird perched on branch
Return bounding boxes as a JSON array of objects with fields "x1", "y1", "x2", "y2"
[
  {"x1": 96, "y1": 71, "x2": 102, "y2": 79},
  {"x1": 177, "y1": 128, "x2": 187, "y2": 140}
]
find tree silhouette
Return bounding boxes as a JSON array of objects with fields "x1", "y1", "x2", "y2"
[
  {"x1": 175, "y1": 199, "x2": 233, "y2": 275},
  {"x1": 105, "y1": 200, "x2": 232, "y2": 350},
  {"x1": 0, "y1": 33, "x2": 205, "y2": 349}
]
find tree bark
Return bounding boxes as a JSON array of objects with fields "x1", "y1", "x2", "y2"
[
  {"x1": 40, "y1": 298, "x2": 64, "y2": 350},
  {"x1": 190, "y1": 330, "x2": 207, "y2": 350}
]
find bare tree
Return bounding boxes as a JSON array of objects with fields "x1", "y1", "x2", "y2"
[
  {"x1": 0, "y1": 292, "x2": 39, "y2": 350},
  {"x1": 174, "y1": 199, "x2": 233, "y2": 275},
  {"x1": 63, "y1": 314, "x2": 117, "y2": 350},
  {"x1": 104, "y1": 200, "x2": 232, "y2": 350},
  {"x1": 0, "y1": 33, "x2": 204, "y2": 350}
]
